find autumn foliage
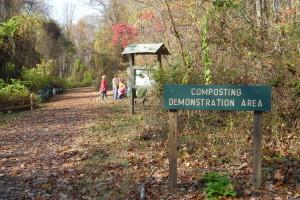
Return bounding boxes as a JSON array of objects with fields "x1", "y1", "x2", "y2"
[
  {"x1": 111, "y1": 23, "x2": 138, "y2": 48},
  {"x1": 138, "y1": 11, "x2": 155, "y2": 21}
]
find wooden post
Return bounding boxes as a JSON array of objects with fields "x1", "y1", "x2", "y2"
[
  {"x1": 30, "y1": 93, "x2": 33, "y2": 110},
  {"x1": 252, "y1": 111, "x2": 262, "y2": 188},
  {"x1": 131, "y1": 88, "x2": 135, "y2": 114},
  {"x1": 168, "y1": 110, "x2": 178, "y2": 188},
  {"x1": 131, "y1": 54, "x2": 135, "y2": 66},
  {"x1": 131, "y1": 54, "x2": 135, "y2": 114},
  {"x1": 158, "y1": 53, "x2": 162, "y2": 68}
]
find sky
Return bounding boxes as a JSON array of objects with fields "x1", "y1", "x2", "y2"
[{"x1": 47, "y1": 0, "x2": 99, "y2": 23}]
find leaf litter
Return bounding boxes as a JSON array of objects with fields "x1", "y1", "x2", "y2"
[{"x1": 0, "y1": 87, "x2": 299, "y2": 199}]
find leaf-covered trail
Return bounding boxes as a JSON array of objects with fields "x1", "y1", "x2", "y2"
[
  {"x1": 0, "y1": 88, "x2": 108, "y2": 199},
  {"x1": 0, "y1": 87, "x2": 192, "y2": 199},
  {"x1": 2, "y1": 87, "x2": 296, "y2": 199}
]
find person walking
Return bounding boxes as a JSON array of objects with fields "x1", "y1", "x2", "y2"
[
  {"x1": 112, "y1": 74, "x2": 119, "y2": 100},
  {"x1": 99, "y1": 75, "x2": 108, "y2": 100}
]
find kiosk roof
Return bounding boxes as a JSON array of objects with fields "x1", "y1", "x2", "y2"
[{"x1": 122, "y1": 43, "x2": 170, "y2": 55}]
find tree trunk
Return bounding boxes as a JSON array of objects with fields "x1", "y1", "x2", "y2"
[
  {"x1": 288, "y1": 0, "x2": 296, "y2": 19},
  {"x1": 272, "y1": 0, "x2": 281, "y2": 22},
  {"x1": 256, "y1": 0, "x2": 263, "y2": 27}
]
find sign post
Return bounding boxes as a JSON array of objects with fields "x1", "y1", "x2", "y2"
[
  {"x1": 163, "y1": 84, "x2": 271, "y2": 189},
  {"x1": 168, "y1": 109, "x2": 178, "y2": 188},
  {"x1": 253, "y1": 111, "x2": 262, "y2": 188}
]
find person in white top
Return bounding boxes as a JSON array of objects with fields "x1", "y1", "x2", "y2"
[{"x1": 112, "y1": 74, "x2": 119, "y2": 100}]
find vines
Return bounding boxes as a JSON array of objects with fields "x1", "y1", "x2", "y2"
[
  {"x1": 201, "y1": 9, "x2": 213, "y2": 85},
  {"x1": 201, "y1": 0, "x2": 241, "y2": 85}
]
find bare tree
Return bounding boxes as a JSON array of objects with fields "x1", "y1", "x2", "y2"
[
  {"x1": 0, "y1": 0, "x2": 25, "y2": 21},
  {"x1": 62, "y1": 2, "x2": 75, "y2": 37},
  {"x1": 89, "y1": 0, "x2": 108, "y2": 15},
  {"x1": 23, "y1": 0, "x2": 50, "y2": 17},
  {"x1": 0, "y1": 0, "x2": 49, "y2": 22}
]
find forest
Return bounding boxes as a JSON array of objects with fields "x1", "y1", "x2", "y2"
[{"x1": 0, "y1": 0, "x2": 299, "y2": 199}]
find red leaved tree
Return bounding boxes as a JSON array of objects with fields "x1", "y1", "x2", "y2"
[
  {"x1": 138, "y1": 11, "x2": 155, "y2": 21},
  {"x1": 112, "y1": 23, "x2": 138, "y2": 48}
]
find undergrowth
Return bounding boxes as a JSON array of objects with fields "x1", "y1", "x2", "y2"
[{"x1": 203, "y1": 172, "x2": 236, "y2": 200}]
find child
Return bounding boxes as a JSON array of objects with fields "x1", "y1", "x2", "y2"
[
  {"x1": 112, "y1": 74, "x2": 119, "y2": 100},
  {"x1": 118, "y1": 79, "x2": 126, "y2": 99},
  {"x1": 99, "y1": 75, "x2": 108, "y2": 100}
]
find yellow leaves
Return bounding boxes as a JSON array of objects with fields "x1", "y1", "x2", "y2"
[
  {"x1": 94, "y1": 29, "x2": 115, "y2": 54},
  {"x1": 14, "y1": 15, "x2": 43, "y2": 37}
]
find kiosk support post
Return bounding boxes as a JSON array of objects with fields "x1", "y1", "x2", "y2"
[{"x1": 131, "y1": 54, "x2": 135, "y2": 114}]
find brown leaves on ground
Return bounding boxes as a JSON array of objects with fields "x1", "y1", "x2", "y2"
[{"x1": 0, "y1": 88, "x2": 299, "y2": 199}]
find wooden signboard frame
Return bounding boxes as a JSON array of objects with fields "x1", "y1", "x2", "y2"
[{"x1": 121, "y1": 43, "x2": 170, "y2": 114}]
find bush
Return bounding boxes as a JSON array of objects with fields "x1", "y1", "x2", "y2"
[
  {"x1": 67, "y1": 59, "x2": 95, "y2": 88},
  {"x1": 0, "y1": 79, "x2": 6, "y2": 89},
  {"x1": 136, "y1": 88, "x2": 147, "y2": 98},
  {"x1": 82, "y1": 71, "x2": 93, "y2": 86},
  {"x1": 0, "y1": 80, "x2": 31, "y2": 109},
  {"x1": 22, "y1": 67, "x2": 50, "y2": 92},
  {"x1": 22, "y1": 59, "x2": 68, "y2": 92},
  {"x1": 65, "y1": 78, "x2": 85, "y2": 89},
  {"x1": 49, "y1": 77, "x2": 67, "y2": 89},
  {"x1": 71, "y1": 59, "x2": 86, "y2": 82},
  {"x1": 151, "y1": 62, "x2": 187, "y2": 97},
  {"x1": 0, "y1": 79, "x2": 29, "y2": 99},
  {"x1": 203, "y1": 172, "x2": 236, "y2": 200}
]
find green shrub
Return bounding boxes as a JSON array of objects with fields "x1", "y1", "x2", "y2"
[
  {"x1": 203, "y1": 172, "x2": 236, "y2": 200},
  {"x1": 0, "y1": 79, "x2": 6, "y2": 89},
  {"x1": 0, "y1": 15, "x2": 22, "y2": 45},
  {"x1": 22, "y1": 68, "x2": 50, "y2": 92},
  {"x1": 67, "y1": 59, "x2": 95, "y2": 88},
  {"x1": 22, "y1": 61, "x2": 68, "y2": 91},
  {"x1": 136, "y1": 88, "x2": 147, "y2": 98},
  {"x1": 49, "y1": 77, "x2": 67, "y2": 88},
  {"x1": 71, "y1": 59, "x2": 86, "y2": 82},
  {"x1": 151, "y1": 62, "x2": 187, "y2": 97},
  {"x1": 0, "y1": 79, "x2": 30, "y2": 102},
  {"x1": 65, "y1": 78, "x2": 85, "y2": 88},
  {"x1": 82, "y1": 71, "x2": 93, "y2": 86},
  {"x1": 65, "y1": 78, "x2": 75, "y2": 89}
]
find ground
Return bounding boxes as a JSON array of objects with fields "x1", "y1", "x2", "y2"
[{"x1": 0, "y1": 88, "x2": 299, "y2": 200}]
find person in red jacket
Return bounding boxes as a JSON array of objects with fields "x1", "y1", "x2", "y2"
[{"x1": 99, "y1": 75, "x2": 108, "y2": 100}]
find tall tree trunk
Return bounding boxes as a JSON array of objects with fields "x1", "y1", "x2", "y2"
[
  {"x1": 256, "y1": 0, "x2": 263, "y2": 27},
  {"x1": 288, "y1": 0, "x2": 296, "y2": 19},
  {"x1": 272, "y1": 0, "x2": 281, "y2": 22}
]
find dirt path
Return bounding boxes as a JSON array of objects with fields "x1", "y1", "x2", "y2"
[
  {"x1": 0, "y1": 87, "x2": 200, "y2": 200},
  {"x1": 0, "y1": 88, "x2": 172, "y2": 200},
  {"x1": 0, "y1": 88, "x2": 108, "y2": 199},
  {"x1": 2, "y1": 87, "x2": 296, "y2": 200}
]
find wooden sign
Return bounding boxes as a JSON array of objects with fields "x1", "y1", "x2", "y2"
[
  {"x1": 164, "y1": 84, "x2": 271, "y2": 111},
  {"x1": 164, "y1": 84, "x2": 272, "y2": 189}
]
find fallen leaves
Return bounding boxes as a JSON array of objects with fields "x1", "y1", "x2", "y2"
[{"x1": 0, "y1": 88, "x2": 299, "y2": 199}]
